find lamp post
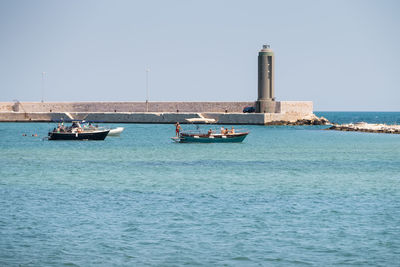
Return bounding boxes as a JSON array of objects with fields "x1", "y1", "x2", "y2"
[
  {"x1": 41, "y1": 72, "x2": 46, "y2": 103},
  {"x1": 146, "y1": 68, "x2": 150, "y2": 112}
]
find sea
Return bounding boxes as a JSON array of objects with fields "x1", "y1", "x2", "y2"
[{"x1": 0, "y1": 112, "x2": 399, "y2": 266}]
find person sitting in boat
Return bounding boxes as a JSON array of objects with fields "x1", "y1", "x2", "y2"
[
  {"x1": 207, "y1": 129, "x2": 213, "y2": 136},
  {"x1": 220, "y1": 127, "x2": 225, "y2": 134},
  {"x1": 229, "y1": 126, "x2": 235, "y2": 134},
  {"x1": 175, "y1": 122, "x2": 181, "y2": 136},
  {"x1": 224, "y1": 128, "x2": 229, "y2": 135}
]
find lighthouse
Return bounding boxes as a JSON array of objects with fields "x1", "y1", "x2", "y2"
[{"x1": 256, "y1": 44, "x2": 276, "y2": 113}]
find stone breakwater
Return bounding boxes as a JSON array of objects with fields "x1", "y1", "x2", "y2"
[
  {"x1": 0, "y1": 101, "x2": 313, "y2": 114},
  {"x1": 0, "y1": 111, "x2": 330, "y2": 125},
  {"x1": 0, "y1": 101, "x2": 328, "y2": 125},
  {"x1": 327, "y1": 122, "x2": 400, "y2": 134}
]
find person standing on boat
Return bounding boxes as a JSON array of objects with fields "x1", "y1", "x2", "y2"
[
  {"x1": 221, "y1": 127, "x2": 225, "y2": 134},
  {"x1": 175, "y1": 122, "x2": 181, "y2": 136}
]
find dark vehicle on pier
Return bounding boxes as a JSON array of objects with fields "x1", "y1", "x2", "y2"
[{"x1": 243, "y1": 106, "x2": 256, "y2": 113}]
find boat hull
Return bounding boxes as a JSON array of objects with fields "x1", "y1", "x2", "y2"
[
  {"x1": 48, "y1": 130, "x2": 110, "y2": 140},
  {"x1": 177, "y1": 132, "x2": 248, "y2": 143},
  {"x1": 107, "y1": 127, "x2": 124, "y2": 136}
]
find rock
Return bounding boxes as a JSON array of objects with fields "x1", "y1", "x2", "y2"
[
  {"x1": 326, "y1": 122, "x2": 400, "y2": 134},
  {"x1": 264, "y1": 115, "x2": 332, "y2": 126}
]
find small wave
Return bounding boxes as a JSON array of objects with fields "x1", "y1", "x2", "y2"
[{"x1": 232, "y1": 256, "x2": 251, "y2": 261}]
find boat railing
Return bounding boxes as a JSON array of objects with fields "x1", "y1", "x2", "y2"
[{"x1": 181, "y1": 129, "x2": 204, "y2": 134}]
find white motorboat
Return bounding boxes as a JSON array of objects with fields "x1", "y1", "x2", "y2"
[{"x1": 108, "y1": 127, "x2": 124, "y2": 136}]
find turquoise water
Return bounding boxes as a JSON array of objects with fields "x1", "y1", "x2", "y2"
[
  {"x1": 315, "y1": 111, "x2": 400, "y2": 125},
  {"x1": 1, "y1": 112, "x2": 400, "y2": 266}
]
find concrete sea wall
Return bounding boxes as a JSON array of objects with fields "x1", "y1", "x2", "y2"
[
  {"x1": 0, "y1": 101, "x2": 317, "y2": 125},
  {"x1": 278, "y1": 101, "x2": 313, "y2": 114},
  {"x1": 0, "y1": 101, "x2": 313, "y2": 114},
  {"x1": 0, "y1": 112, "x2": 326, "y2": 125},
  {"x1": 0, "y1": 101, "x2": 254, "y2": 113}
]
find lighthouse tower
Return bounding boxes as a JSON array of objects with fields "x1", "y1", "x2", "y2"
[{"x1": 256, "y1": 44, "x2": 276, "y2": 113}]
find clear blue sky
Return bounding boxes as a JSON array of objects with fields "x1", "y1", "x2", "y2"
[{"x1": 0, "y1": 0, "x2": 399, "y2": 111}]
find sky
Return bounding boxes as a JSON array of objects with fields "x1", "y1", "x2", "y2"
[{"x1": 0, "y1": 0, "x2": 399, "y2": 111}]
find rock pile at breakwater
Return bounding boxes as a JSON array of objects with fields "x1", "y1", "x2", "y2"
[
  {"x1": 327, "y1": 122, "x2": 400, "y2": 134},
  {"x1": 266, "y1": 114, "x2": 330, "y2": 126}
]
